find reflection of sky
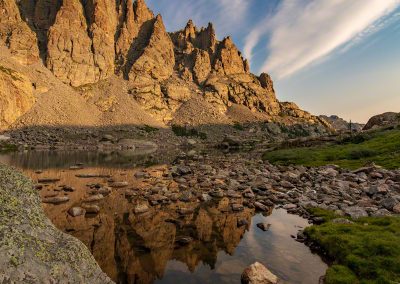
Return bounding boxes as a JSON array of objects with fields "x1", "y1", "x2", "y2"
[{"x1": 157, "y1": 209, "x2": 327, "y2": 284}]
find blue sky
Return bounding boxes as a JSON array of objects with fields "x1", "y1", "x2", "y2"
[{"x1": 147, "y1": 0, "x2": 400, "y2": 122}]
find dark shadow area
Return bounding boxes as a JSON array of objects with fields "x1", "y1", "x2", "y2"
[
  {"x1": 16, "y1": 0, "x2": 63, "y2": 63},
  {"x1": 123, "y1": 19, "x2": 156, "y2": 79}
]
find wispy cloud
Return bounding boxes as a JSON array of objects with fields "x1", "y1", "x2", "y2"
[
  {"x1": 244, "y1": 0, "x2": 400, "y2": 78},
  {"x1": 147, "y1": 0, "x2": 250, "y2": 38}
]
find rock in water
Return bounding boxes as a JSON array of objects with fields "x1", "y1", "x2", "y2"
[
  {"x1": 84, "y1": 194, "x2": 104, "y2": 202},
  {"x1": 256, "y1": 223, "x2": 271, "y2": 232},
  {"x1": 241, "y1": 262, "x2": 279, "y2": 284},
  {"x1": 134, "y1": 204, "x2": 149, "y2": 214},
  {"x1": 42, "y1": 196, "x2": 69, "y2": 204},
  {"x1": 82, "y1": 204, "x2": 101, "y2": 214},
  {"x1": 68, "y1": 207, "x2": 85, "y2": 217}
]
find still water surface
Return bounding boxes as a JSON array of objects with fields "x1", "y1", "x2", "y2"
[{"x1": 0, "y1": 150, "x2": 328, "y2": 283}]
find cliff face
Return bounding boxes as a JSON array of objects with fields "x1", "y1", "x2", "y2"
[{"x1": 0, "y1": 0, "x2": 328, "y2": 130}]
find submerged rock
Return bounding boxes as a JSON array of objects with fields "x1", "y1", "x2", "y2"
[{"x1": 42, "y1": 196, "x2": 70, "y2": 204}]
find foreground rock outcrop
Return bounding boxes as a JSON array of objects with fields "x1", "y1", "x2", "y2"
[
  {"x1": 0, "y1": 165, "x2": 113, "y2": 283},
  {"x1": 363, "y1": 112, "x2": 400, "y2": 131}
]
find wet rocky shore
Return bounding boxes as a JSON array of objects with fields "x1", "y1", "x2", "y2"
[{"x1": 1, "y1": 146, "x2": 400, "y2": 283}]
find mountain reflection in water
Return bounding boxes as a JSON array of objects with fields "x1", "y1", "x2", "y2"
[{"x1": 0, "y1": 151, "x2": 328, "y2": 283}]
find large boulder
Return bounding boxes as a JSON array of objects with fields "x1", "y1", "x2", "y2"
[
  {"x1": 363, "y1": 112, "x2": 400, "y2": 130},
  {"x1": 241, "y1": 262, "x2": 280, "y2": 284},
  {"x1": 0, "y1": 165, "x2": 113, "y2": 283}
]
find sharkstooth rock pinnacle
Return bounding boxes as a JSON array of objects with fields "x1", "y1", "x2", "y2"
[{"x1": 0, "y1": 0, "x2": 330, "y2": 132}]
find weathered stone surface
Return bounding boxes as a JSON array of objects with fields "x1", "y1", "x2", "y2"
[
  {"x1": 0, "y1": 66, "x2": 35, "y2": 130},
  {"x1": 192, "y1": 49, "x2": 212, "y2": 84},
  {"x1": 46, "y1": 0, "x2": 100, "y2": 87},
  {"x1": 68, "y1": 207, "x2": 86, "y2": 217},
  {"x1": 0, "y1": 0, "x2": 39, "y2": 64},
  {"x1": 127, "y1": 15, "x2": 175, "y2": 83},
  {"x1": 0, "y1": 165, "x2": 113, "y2": 283},
  {"x1": 241, "y1": 262, "x2": 279, "y2": 284},
  {"x1": 259, "y1": 73, "x2": 275, "y2": 94},
  {"x1": 84, "y1": 0, "x2": 118, "y2": 79},
  {"x1": 17, "y1": 0, "x2": 62, "y2": 58},
  {"x1": 363, "y1": 112, "x2": 400, "y2": 130},
  {"x1": 204, "y1": 73, "x2": 281, "y2": 114},
  {"x1": 115, "y1": 0, "x2": 155, "y2": 71},
  {"x1": 214, "y1": 36, "x2": 248, "y2": 75}
]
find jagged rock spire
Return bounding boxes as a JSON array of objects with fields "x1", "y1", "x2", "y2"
[{"x1": 0, "y1": 0, "x2": 39, "y2": 65}]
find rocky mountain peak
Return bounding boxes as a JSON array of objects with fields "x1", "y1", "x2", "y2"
[
  {"x1": 0, "y1": 0, "x2": 330, "y2": 131},
  {"x1": 0, "y1": 0, "x2": 39, "y2": 65},
  {"x1": 133, "y1": 0, "x2": 154, "y2": 22}
]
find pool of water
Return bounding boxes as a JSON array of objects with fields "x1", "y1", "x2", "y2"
[{"x1": 0, "y1": 150, "x2": 328, "y2": 283}]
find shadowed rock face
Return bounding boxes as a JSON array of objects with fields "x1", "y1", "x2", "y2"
[
  {"x1": 0, "y1": 0, "x2": 329, "y2": 130},
  {"x1": 363, "y1": 112, "x2": 400, "y2": 131},
  {"x1": 0, "y1": 165, "x2": 113, "y2": 283}
]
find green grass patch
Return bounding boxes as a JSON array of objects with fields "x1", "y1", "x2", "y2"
[
  {"x1": 305, "y1": 213, "x2": 400, "y2": 284},
  {"x1": 263, "y1": 129, "x2": 400, "y2": 169},
  {"x1": 307, "y1": 207, "x2": 341, "y2": 222},
  {"x1": 171, "y1": 125, "x2": 207, "y2": 140},
  {"x1": 0, "y1": 143, "x2": 18, "y2": 153},
  {"x1": 233, "y1": 122, "x2": 245, "y2": 131}
]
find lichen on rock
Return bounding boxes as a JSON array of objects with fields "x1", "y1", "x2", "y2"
[{"x1": 0, "y1": 164, "x2": 113, "y2": 283}]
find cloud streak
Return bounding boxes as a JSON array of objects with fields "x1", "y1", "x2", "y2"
[
  {"x1": 147, "y1": 0, "x2": 250, "y2": 39},
  {"x1": 245, "y1": 0, "x2": 400, "y2": 78}
]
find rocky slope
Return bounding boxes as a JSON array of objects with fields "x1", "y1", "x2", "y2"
[
  {"x1": 319, "y1": 115, "x2": 364, "y2": 133},
  {"x1": 363, "y1": 112, "x2": 400, "y2": 131},
  {"x1": 0, "y1": 164, "x2": 113, "y2": 283},
  {"x1": 0, "y1": 0, "x2": 330, "y2": 133}
]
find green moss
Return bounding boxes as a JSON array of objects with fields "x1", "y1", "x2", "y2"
[
  {"x1": 306, "y1": 207, "x2": 341, "y2": 222},
  {"x1": 233, "y1": 122, "x2": 245, "y2": 131},
  {"x1": 0, "y1": 143, "x2": 18, "y2": 153},
  {"x1": 263, "y1": 128, "x2": 400, "y2": 169},
  {"x1": 172, "y1": 125, "x2": 207, "y2": 140},
  {"x1": 139, "y1": 125, "x2": 159, "y2": 133},
  {"x1": 305, "y1": 214, "x2": 400, "y2": 283},
  {"x1": 325, "y1": 265, "x2": 359, "y2": 284}
]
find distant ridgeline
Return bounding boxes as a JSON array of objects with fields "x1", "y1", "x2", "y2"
[{"x1": 0, "y1": 0, "x2": 330, "y2": 131}]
